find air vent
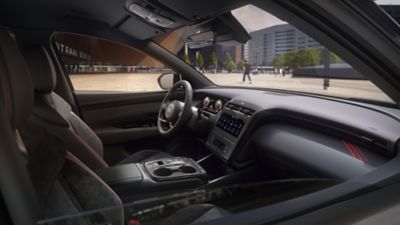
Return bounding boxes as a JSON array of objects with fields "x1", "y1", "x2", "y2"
[{"x1": 225, "y1": 103, "x2": 255, "y2": 117}]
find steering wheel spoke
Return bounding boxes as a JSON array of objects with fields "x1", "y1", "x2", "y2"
[
  {"x1": 157, "y1": 80, "x2": 193, "y2": 136},
  {"x1": 161, "y1": 102, "x2": 169, "y2": 109},
  {"x1": 158, "y1": 117, "x2": 168, "y2": 123}
]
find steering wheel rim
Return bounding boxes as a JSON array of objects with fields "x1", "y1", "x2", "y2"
[{"x1": 157, "y1": 80, "x2": 193, "y2": 136}]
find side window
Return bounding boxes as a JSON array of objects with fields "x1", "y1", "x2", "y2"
[{"x1": 54, "y1": 33, "x2": 171, "y2": 92}]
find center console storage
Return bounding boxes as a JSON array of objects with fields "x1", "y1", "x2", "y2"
[{"x1": 95, "y1": 157, "x2": 208, "y2": 197}]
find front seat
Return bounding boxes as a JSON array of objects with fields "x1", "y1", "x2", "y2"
[
  {"x1": 0, "y1": 29, "x2": 228, "y2": 225},
  {"x1": 24, "y1": 46, "x2": 171, "y2": 169}
]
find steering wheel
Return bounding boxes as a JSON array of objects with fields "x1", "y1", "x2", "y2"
[{"x1": 158, "y1": 80, "x2": 193, "y2": 136}]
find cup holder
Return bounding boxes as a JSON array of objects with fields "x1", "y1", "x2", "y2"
[
  {"x1": 180, "y1": 165, "x2": 196, "y2": 174},
  {"x1": 153, "y1": 165, "x2": 197, "y2": 177},
  {"x1": 153, "y1": 167, "x2": 173, "y2": 177}
]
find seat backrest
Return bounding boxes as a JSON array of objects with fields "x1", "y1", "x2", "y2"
[
  {"x1": 0, "y1": 28, "x2": 38, "y2": 225},
  {"x1": 0, "y1": 29, "x2": 123, "y2": 224},
  {"x1": 24, "y1": 46, "x2": 109, "y2": 169}
]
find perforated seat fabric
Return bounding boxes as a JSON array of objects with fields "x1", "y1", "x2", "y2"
[{"x1": 24, "y1": 46, "x2": 172, "y2": 169}]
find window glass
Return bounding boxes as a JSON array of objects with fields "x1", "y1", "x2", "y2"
[
  {"x1": 54, "y1": 33, "x2": 172, "y2": 92},
  {"x1": 154, "y1": 5, "x2": 394, "y2": 104}
]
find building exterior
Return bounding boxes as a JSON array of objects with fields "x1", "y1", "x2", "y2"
[
  {"x1": 177, "y1": 42, "x2": 243, "y2": 70},
  {"x1": 248, "y1": 24, "x2": 322, "y2": 66},
  {"x1": 243, "y1": 42, "x2": 249, "y2": 61}
]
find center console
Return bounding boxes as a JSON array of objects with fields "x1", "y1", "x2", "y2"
[
  {"x1": 95, "y1": 157, "x2": 208, "y2": 197},
  {"x1": 206, "y1": 101, "x2": 255, "y2": 161},
  {"x1": 144, "y1": 157, "x2": 207, "y2": 181}
]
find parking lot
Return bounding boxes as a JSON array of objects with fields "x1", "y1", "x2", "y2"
[{"x1": 70, "y1": 73, "x2": 392, "y2": 103}]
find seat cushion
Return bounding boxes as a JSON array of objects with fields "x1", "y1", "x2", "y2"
[
  {"x1": 118, "y1": 150, "x2": 171, "y2": 164},
  {"x1": 160, "y1": 204, "x2": 229, "y2": 225}
]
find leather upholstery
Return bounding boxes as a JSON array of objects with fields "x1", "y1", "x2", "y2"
[
  {"x1": 24, "y1": 46, "x2": 57, "y2": 93},
  {"x1": 24, "y1": 46, "x2": 171, "y2": 168},
  {"x1": 162, "y1": 204, "x2": 229, "y2": 224},
  {"x1": 0, "y1": 29, "x2": 124, "y2": 224},
  {"x1": 0, "y1": 28, "x2": 226, "y2": 225},
  {"x1": 118, "y1": 149, "x2": 171, "y2": 164},
  {"x1": 31, "y1": 91, "x2": 109, "y2": 169},
  {"x1": 0, "y1": 30, "x2": 34, "y2": 128}
]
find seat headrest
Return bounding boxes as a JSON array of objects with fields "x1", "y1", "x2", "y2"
[
  {"x1": 0, "y1": 30, "x2": 34, "y2": 129},
  {"x1": 24, "y1": 46, "x2": 57, "y2": 94}
]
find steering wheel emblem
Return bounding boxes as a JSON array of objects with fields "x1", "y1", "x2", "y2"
[{"x1": 165, "y1": 104, "x2": 175, "y2": 119}]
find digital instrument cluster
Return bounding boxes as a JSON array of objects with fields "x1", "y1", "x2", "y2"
[{"x1": 201, "y1": 96, "x2": 224, "y2": 114}]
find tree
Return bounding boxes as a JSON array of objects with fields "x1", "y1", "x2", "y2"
[
  {"x1": 272, "y1": 54, "x2": 285, "y2": 68},
  {"x1": 318, "y1": 50, "x2": 342, "y2": 65},
  {"x1": 297, "y1": 49, "x2": 320, "y2": 67},
  {"x1": 283, "y1": 50, "x2": 299, "y2": 70},
  {"x1": 274, "y1": 49, "x2": 322, "y2": 70},
  {"x1": 196, "y1": 52, "x2": 204, "y2": 69},
  {"x1": 223, "y1": 52, "x2": 236, "y2": 73},
  {"x1": 209, "y1": 51, "x2": 218, "y2": 71},
  {"x1": 330, "y1": 52, "x2": 342, "y2": 64},
  {"x1": 183, "y1": 53, "x2": 191, "y2": 65},
  {"x1": 237, "y1": 59, "x2": 245, "y2": 70},
  {"x1": 273, "y1": 48, "x2": 342, "y2": 70}
]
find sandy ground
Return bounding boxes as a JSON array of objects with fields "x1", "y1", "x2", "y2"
[{"x1": 70, "y1": 73, "x2": 392, "y2": 103}]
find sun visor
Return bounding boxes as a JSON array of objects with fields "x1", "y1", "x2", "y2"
[
  {"x1": 158, "y1": 0, "x2": 249, "y2": 20},
  {"x1": 183, "y1": 12, "x2": 250, "y2": 48},
  {"x1": 119, "y1": 17, "x2": 164, "y2": 40}
]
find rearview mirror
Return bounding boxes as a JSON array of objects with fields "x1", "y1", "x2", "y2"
[{"x1": 157, "y1": 73, "x2": 181, "y2": 90}]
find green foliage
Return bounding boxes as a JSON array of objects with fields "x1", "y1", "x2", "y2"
[
  {"x1": 272, "y1": 48, "x2": 342, "y2": 70},
  {"x1": 196, "y1": 52, "x2": 204, "y2": 69},
  {"x1": 297, "y1": 49, "x2": 320, "y2": 68},
  {"x1": 330, "y1": 52, "x2": 342, "y2": 64},
  {"x1": 223, "y1": 52, "x2": 236, "y2": 72},
  {"x1": 283, "y1": 50, "x2": 298, "y2": 69},
  {"x1": 237, "y1": 59, "x2": 245, "y2": 70},
  {"x1": 183, "y1": 53, "x2": 192, "y2": 65},
  {"x1": 272, "y1": 54, "x2": 285, "y2": 68},
  {"x1": 209, "y1": 51, "x2": 218, "y2": 69},
  {"x1": 318, "y1": 50, "x2": 342, "y2": 65}
]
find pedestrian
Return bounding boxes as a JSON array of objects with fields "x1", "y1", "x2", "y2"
[
  {"x1": 282, "y1": 69, "x2": 286, "y2": 77},
  {"x1": 242, "y1": 60, "x2": 252, "y2": 84}
]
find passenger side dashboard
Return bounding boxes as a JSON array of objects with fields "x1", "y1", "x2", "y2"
[{"x1": 195, "y1": 88, "x2": 400, "y2": 180}]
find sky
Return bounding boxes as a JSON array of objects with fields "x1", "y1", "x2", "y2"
[
  {"x1": 232, "y1": 1, "x2": 400, "y2": 33},
  {"x1": 232, "y1": 5, "x2": 286, "y2": 32},
  {"x1": 376, "y1": 0, "x2": 400, "y2": 4}
]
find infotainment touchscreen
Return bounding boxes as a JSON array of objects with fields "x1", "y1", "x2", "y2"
[{"x1": 216, "y1": 113, "x2": 245, "y2": 137}]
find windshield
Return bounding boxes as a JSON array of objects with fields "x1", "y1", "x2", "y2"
[{"x1": 155, "y1": 2, "x2": 400, "y2": 104}]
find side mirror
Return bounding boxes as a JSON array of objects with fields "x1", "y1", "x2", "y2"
[{"x1": 157, "y1": 73, "x2": 181, "y2": 90}]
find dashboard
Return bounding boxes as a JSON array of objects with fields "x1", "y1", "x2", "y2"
[{"x1": 192, "y1": 87, "x2": 400, "y2": 179}]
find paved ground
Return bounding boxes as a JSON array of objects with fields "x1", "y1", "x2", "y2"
[{"x1": 70, "y1": 73, "x2": 392, "y2": 103}]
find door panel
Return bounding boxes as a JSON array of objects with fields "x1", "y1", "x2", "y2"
[{"x1": 76, "y1": 90, "x2": 166, "y2": 144}]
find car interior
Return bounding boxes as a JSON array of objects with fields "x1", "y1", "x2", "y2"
[{"x1": 1, "y1": 0, "x2": 400, "y2": 225}]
